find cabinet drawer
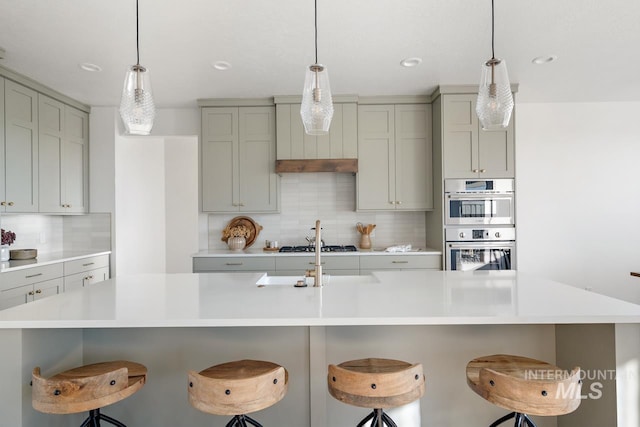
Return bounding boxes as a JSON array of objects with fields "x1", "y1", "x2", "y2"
[
  {"x1": 64, "y1": 255, "x2": 110, "y2": 276},
  {"x1": 359, "y1": 255, "x2": 441, "y2": 270},
  {"x1": 193, "y1": 257, "x2": 276, "y2": 272},
  {"x1": 275, "y1": 255, "x2": 359, "y2": 271},
  {"x1": 1, "y1": 263, "x2": 64, "y2": 290},
  {"x1": 64, "y1": 266, "x2": 110, "y2": 292}
]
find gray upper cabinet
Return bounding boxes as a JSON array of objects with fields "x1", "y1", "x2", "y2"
[
  {"x1": 275, "y1": 99, "x2": 358, "y2": 160},
  {"x1": 201, "y1": 106, "x2": 279, "y2": 213},
  {"x1": 2, "y1": 80, "x2": 39, "y2": 212},
  {"x1": 357, "y1": 103, "x2": 433, "y2": 211},
  {"x1": 442, "y1": 93, "x2": 514, "y2": 179},
  {"x1": 38, "y1": 95, "x2": 89, "y2": 214}
]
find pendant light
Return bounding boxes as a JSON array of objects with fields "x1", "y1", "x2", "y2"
[
  {"x1": 119, "y1": 0, "x2": 155, "y2": 135},
  {"x1": 476, "y1": 0, "x2": 514, "y2": 130},
  {"x1": 300, "y1": 0, "x2": 334, "y2": 135}
]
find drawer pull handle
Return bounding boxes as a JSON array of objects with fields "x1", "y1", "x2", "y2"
[
  {"x1": 82, "y1": 262, "x2": 95, "y2": 267},
  {"x1": 308, "y1": 262, "x2": 326, "y2": 265},
  {"x1": 35, "y1": 289, "x2": 42, "y2": 294},
  {"x1": 225, "y1": 262, "x2": 243, "y2": 266},
  {"x1": 28, "y1": 291, "x2": 35, "y2": 296},
  {"x1": 25, "y1": 273, "x2": 43, "y2": 279},
  {"x1": 391, "y1": 261, "x2": 409, "y2": 264}
]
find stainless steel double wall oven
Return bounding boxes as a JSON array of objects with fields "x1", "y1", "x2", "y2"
[{"x1": 444, "y1": 179, "x2": 516, "y2": 271}]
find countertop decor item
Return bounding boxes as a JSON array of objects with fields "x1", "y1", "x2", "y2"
[
  {"x1": 9, "y1": 248, "x2": 37, "y2": 260},
  {"x1": 356, "y1": 222, "x2": 376, "y2": 250},
  {"x1": 1, "y1": 228, "x2": 16, "y2": 262},
  {"x1": 221, "y1": 216, "x2": 262, "y2": 248}
]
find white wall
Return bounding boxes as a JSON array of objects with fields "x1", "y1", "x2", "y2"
[
  {"x1": 516, "y1": 102, "x2": 640, "y2": 303},
  {"x1": 114, "y1": 135, "x2": 199, "y2": 274}
]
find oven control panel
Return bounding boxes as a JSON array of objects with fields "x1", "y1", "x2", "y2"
[{"x1": 446, "y1": 227, "x2": 516, "y2": 242}]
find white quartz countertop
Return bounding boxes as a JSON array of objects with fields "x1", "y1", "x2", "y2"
[
  {"x1": 1, "y1": 271, "x2": 639, "y2": 328},
  {"x1": 192, "y1": 247, "x2": 441, "y2": 257},
  {"x1": 0, "y1": 250, "x2": 111, "y2": 273}
]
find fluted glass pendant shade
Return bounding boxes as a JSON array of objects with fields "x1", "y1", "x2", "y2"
[
  {"x1": 300, "y1": 64, "x2": 334, "y2": 135},
  {"x1": 476, "y1": 58, "x2": 513, "y2": 130},
  {"x1": 120, "y1": 64, "x2": 155, "y2": 135}
]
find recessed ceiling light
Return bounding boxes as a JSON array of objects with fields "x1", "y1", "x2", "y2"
[
  {"x1": 400, "y1": 57, "x2": 422, "y2": 68},
  {"x1": 212, "y1": 61, "x2": 232, "y2": 71},
  {"x1": 79, "y1": 63, "x2": 102, "y2": 72},
  {"x1": 532, "y1": 55, "x2": 558, "y2": 65}
]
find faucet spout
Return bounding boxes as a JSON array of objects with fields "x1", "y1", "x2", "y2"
[{"x1": 314, "y1": 220, "x2": 322, "y2": 287}]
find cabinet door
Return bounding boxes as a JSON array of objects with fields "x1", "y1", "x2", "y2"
[
  {"x1": 201, "y1": 107, "x2": 238, "y2": 212},
  {"x1": 394, "y1": 104, "x2": 432, "y2": 210},
  {"x1": 442, "y1": 94, "x2": 479, "y2": 179},
  {"x1": 38, "y1": 95, "x2": 65, "y2": 213},
  {"x1": 0, "y1": 283, "x2": 32, "y2": 310},
  {"x1": 238, "y1": 107, "x2": 278, "y2": 212},
  {"x1": 62, "y1": 106, "x2": 89, "y2": 212},
  {"x1": 357, "y1": 105, "x2": 395, "y2": 210},
  {"x1": 4, "y1": 81, "x2": 38, "y2": 212},
  {"x1": 64, "y1": 267, "x2": 109, "y2": 292},
  {"x1": 477, "y1": 111, "x2": 515, "y2": 178},
  {"x1": 33, "y1": 278, "x2": 63, "y2": 301}
]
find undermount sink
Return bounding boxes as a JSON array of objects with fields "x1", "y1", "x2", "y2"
[{"x1": 256, "y1": 273, "x2": 378, "y2": 287}]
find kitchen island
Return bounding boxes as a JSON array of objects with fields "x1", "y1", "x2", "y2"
[{"x1": 1, "y1": 271, "x2": 638, "y2": 427}]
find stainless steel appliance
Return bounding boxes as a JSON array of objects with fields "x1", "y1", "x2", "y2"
[
  {"x1": 444, "y1": 179, "x2": 515, "y2": 225},
  {"x1": 445, "y1": 227, "x2": 516, "y2": 271}
]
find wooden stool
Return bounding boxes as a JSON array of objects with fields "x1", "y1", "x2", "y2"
[
  {"x1": 32, "y1": 360, "x2": 147, "y2": 427},
  {"x1": 188, "y1": 359, "x2": 288, "y2": 427},
  {"x1": 328, "y1": 358, "x2": 425, "y2": 427},
  {"x1": 466, "y1": 354, "x2": 582, "y2": 427}
]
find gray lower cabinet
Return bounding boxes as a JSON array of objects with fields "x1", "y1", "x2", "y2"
[
  {"x1": 63, "y1": 255, "x2": 111, "y2": 292},
  {"x1": 275, "y1": 256, "x2": 360, "y2": 276},
  {"x1": 359, "y1": 254, "x2": 441, "y2": 274},
  {"x1": 193, "y1": 256, "x2": 276, "y2": 274},
  {"x1": 0, "y1": 263, "x2": 64, "y2": 310},
  {"x1": 0, "y1": 254, "x2": 110, "y2": 309},
  {"x1": 193, "y1": 254, "x2": 440, "y2": 275}
]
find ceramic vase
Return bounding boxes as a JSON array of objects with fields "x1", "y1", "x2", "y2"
[{"x1": 227, "y1": 236, "x2": 246, "y2": 251}]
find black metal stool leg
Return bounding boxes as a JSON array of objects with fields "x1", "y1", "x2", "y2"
[
  {"x1": 356, "y1": 410, "x2": 376, "y2": 427},
  {"x1": 225, "y1": 415, "x2": 239, "y2": 427},
  {"x1": 489, "y1": 412, "x2": 516, "y2": 427},
  {"x1": 523, "y1": 414, "x2": 537, "y2": 427},
  {"x1": 243, "y1": 414, "x2": 264, "y2": 427},
  {"x1": 98, "y1": 412, "x2": 127, "y2": 427},
  {"x1": 380, "y1": 409, "x2": 398, "y2": 427}
]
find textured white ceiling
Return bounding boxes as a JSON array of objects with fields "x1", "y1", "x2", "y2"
[{"x1": 0, "y1": 0, "x2": 639, "y2": 107}]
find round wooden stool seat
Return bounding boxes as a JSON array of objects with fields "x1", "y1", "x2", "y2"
[
  {"x1": 328, "y1": 358, "x2": 425, "y2": 409},
  {"x1": 32, "y1": 360, "x2": 147, "y2": 415},
  {"x1": 188, "y1": 359, "x2": 288, "y2": 416},
  {"x1": 466, "y1": 354, "x2": 581, "y2": 427}
]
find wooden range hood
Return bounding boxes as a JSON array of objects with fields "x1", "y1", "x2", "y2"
[{"x1": 275, "y1": 159, "x2": 358, "y2": 173}]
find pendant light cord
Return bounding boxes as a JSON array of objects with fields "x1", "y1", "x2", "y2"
[
  {"x1": 314, "y1": 0, "x2": 318, "y2": 64},
  {"x1": 491, "y1": 0, "x2": 495, "y2": 60},
  {"x1": 136, "y1": 0, "x2": 140, "y2": 65}
]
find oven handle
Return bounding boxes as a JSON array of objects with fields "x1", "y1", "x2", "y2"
[
  {"x1": 446, "y1": 193, "x2": 513, "y2": 200},
  {"x1": 447, "y1": 241, "x2": 516, "y2": 249}
]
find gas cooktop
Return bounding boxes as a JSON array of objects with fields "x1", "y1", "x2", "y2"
[{"x1": 278, "y1": 245, "x2": 358, "y2": 253}]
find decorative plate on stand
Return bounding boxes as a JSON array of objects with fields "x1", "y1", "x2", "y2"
[{"x1": 221, "y1": 216, "x2": 263, "y2": 248}]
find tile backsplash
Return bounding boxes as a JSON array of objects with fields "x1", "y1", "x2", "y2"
[
  {"x1": 208, "y1": 173, "x2": 427, "y2": 250},
  {"x1": 0, "y1": 213, "x2": 111, "y2": 253}
]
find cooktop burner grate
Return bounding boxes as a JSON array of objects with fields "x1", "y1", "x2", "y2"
[{"x1": 279, "y1": 245, "x2": 358, "y2": 253}]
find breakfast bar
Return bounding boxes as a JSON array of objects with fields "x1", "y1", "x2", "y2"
[{"x1": 1, "y1": 271, "x2": 639, "y2": 427}]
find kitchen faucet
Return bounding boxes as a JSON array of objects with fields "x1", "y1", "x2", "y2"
[{"x1": 305, "y1": 220, "x2": 323, "y2": 287}]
